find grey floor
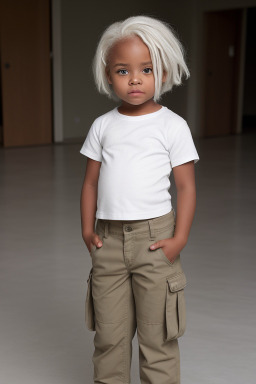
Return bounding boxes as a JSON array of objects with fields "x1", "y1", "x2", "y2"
[{"x1": 0, "y1": 132, "x2": 256, "y2": 384}]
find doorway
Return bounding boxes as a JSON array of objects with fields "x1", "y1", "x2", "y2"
[
  {"x1": 0, "y1": 0, "x2": 53, "y2": 147},
  {"x1": 202, "y1": 9, "x2": 244, "y2": 137}
]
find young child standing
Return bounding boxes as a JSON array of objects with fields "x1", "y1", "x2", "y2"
[{"x1": 80, "y1": 15, "x2": 199, "y2": 384}]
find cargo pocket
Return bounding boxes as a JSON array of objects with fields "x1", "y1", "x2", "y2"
[
  {"x1": 85, "y1": 267, "x2": 96, "y2": 331},
  {"x1": 165, "y1": 271, "x2": 187, "y2": 341}
]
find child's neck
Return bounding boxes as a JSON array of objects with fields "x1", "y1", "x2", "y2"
[{"x1": 117, "y1": 101, "x2": 162, "y2": 116}]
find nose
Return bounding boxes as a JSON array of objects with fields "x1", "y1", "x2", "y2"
[{"x1": 128, "y1": 74, "x2": 142, "y2": 85}]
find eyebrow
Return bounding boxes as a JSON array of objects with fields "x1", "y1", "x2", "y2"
[{"x1": 113, "y1": 61, "x2": 152, "y2": 68}]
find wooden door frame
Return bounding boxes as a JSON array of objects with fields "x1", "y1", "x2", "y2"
[
  {"x1": 1, "y1": 0, "x2": 53, "y2": 147},
  {"x1": 51, "y1": 0, "x2": 63, "y2": 142},
  {"x1": 0, "y1": 0, "x2": 62, "y2": 144}
]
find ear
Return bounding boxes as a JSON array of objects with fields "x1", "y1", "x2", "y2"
[
  {"x1": 162, "y1": 70, "x2": 167, "y2": 83},
  {"x1": 105, "y1": 67, "x2": 112, "y2": 84}
]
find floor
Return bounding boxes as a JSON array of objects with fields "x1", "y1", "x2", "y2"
[{"x1": 0, "y1": 132, "x2": 255, "y2": 384}]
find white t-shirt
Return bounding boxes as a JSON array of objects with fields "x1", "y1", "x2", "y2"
[{"x1": 80, "y1": 106, "x2": 199, "y2": 220}]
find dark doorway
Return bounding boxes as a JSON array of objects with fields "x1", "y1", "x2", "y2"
[
  {"x1": 242, "y1": 7, "x2": 256, "y2": 134},
  {"x1": 202, "y1": 9, "x2": 243, "y2": 137}
]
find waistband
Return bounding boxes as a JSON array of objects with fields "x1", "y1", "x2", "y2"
[{"x1": 96, "y1": 209, "x2": 176, "y2": 238}]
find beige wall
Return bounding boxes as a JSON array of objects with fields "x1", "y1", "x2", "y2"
[{"x1": 60, "y1": 0, "x2": 256, "y2": 140}]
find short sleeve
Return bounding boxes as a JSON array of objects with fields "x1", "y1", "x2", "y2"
[
  {"x1": 80, "y1": 119, "x2": 102, "y2": 162},
  {"x1": 167, "y1": 120, "x2": 199, "y2": 168}
]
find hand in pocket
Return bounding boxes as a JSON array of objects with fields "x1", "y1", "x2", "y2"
[
  {"x1": 149, "y1": 237, "x2": 186, "y2": 264},
  {"x1": 83, "y1": 232, "x2": 103, "y2": 253}
]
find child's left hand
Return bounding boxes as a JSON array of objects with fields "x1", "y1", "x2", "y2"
[{"x1": 149, "y1": 237, "x2": 186, "y2": 264}]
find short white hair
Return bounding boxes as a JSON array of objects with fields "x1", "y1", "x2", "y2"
[{"x1": 92, "y1": 15, "x2": 190, "y2": 102}]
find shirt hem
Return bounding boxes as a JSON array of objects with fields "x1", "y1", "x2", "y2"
[
  {"x1": 80, "y1": 149, "x2": 102, "y2": 162},
  {"x1": 96, "y1": 205, "x2": 173, "y2": 220},
  {"x1": 171, "y1": 155, "x2": 199, "y2": 168}
]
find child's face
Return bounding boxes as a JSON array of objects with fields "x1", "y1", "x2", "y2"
[{"x1": 106, "y1": 35, "x2": 164, "y2": 108}]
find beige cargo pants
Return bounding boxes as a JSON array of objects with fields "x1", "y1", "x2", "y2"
[{"x1": 85, "y1": 209, "x2": 187, "y2": 384}]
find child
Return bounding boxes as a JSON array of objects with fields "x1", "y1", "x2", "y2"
[{"x1": 80, "y1": 15, "x2": 199, "y2": 384}]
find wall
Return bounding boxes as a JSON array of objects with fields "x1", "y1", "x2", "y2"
[{"x1": 60, "y1": 0, "x2": 256, "y2": 140}]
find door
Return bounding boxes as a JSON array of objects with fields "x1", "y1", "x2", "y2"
[
  {"x1": 0, "y1": 0, "x2": 52, "y2": 147},
  {"x1": 202, "y1": 9, "x2": 243, "y2": 137}
]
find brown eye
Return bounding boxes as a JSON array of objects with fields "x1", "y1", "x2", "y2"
[{"x1": 143, "y1": 68, "x2": 153, "y2": 74}]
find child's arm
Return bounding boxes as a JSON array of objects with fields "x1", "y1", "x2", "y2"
[
  {"x1": 172, "y1": 160, "x2": 196, "y2": 246},
  {"x1": 80, "y1": 158, "x2": 102, "y2": 253},
  {"x1": 149, "y1": 160, "x2": 196, "y2": 263}
]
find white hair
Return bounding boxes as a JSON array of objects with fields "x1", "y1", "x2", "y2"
[{"x1": 92, "y1": 15, "x2": 190, "y2": 102}]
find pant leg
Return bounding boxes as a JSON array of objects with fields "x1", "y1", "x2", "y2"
[
  {"x1": 130, "y1": 213, "x2": 187, "y2": 384},
  {"x1": 91, "y1": 224, "x2": 136, "y2": 384}
]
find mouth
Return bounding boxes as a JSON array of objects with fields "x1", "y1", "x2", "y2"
[{"x1": 128, "y1": 90, "x2": 144, "y2": 94}]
